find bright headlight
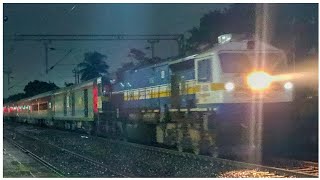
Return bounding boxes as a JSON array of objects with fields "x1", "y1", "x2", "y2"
[
  {"x1": 225, "y1": 82, "x2": 235, "y2": 91},
  {"x1": 284, "y1": 82, "x2": 293, "y2": 90},
  {"x1": 247, "y1": 71, "x2": 272, "y2": 90}
]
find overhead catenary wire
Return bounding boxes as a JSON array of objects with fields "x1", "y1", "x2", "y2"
[{"x1": 49, "y1": 49, "x2": 73, "y2": 71}]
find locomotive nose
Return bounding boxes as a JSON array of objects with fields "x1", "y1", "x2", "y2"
[{"x1": 247, "y1": 71, "x2": 272, "y2": 90}]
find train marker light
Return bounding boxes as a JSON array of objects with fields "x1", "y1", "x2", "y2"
[
  {"x1": 225, "y1": 82, "x2": 235, "y2": 91},
  {"x1": 284, "y1": 82, "x2": 293, "y2": 90},
  {"x1": 247, "y1": 71, "x2": 272, "y2": 90}
]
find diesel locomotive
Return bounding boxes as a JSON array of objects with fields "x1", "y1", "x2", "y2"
[{"x1": 4, "y1": 34, "x2": 294, "y2": 159}]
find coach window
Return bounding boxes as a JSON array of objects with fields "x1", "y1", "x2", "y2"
[
  {"x1": 39, "y1": 103, "x2": 48, "y2": 110},
  {"x1": 32, "y1": 104, "x2": 38, "y2": 111},
  {"x1": 197, "y1": 59, "x2": 212, "y2": 82}
]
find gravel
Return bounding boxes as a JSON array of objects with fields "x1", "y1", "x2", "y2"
[
  {"x1": 218, "y1": 169, "x2": 293, "y2": 178},
  {"x1": 4, "y1": 122, "x2": 296, "y2": 178},
  {"x1": 4, "y1": 130, "x2": 121, "y2": 177}
]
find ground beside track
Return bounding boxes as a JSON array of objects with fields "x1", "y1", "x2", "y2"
[
  {"x1": 3, "y1": 139, "x2": 59, "y2": 178},
  {"x1": 4, "y1": 122, "x2": 314, "y2": 178}
]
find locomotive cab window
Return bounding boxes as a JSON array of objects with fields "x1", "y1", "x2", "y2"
[{"x1": 197, "y1": 59, "x2": 212, "y2": 82}]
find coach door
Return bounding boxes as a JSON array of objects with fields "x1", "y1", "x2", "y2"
[{"x1": 84, "y1": 89, "x2": 88, "y2": 117}]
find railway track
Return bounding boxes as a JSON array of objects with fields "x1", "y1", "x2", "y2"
[
  {"x1": 289, "y1": 162, "x2": 318, "y2": 176},
  {"x1": 4, "y1": 123, "x2": 318, "y2": 178},
  {"x1": 108, "y1": 138, "x2": 318, "y2": 178},
  {"x1": 4, "y1": 130, "x2": 129, "y2": 177},
  {"x1": 3, "y1": 137, "x2": 64, "y2": 177},
  {"x1": 266, "y1": 157, "x2": 318, "y2": 177}
]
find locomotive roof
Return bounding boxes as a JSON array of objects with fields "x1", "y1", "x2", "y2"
[{"x1": 123, "y1": 40, "x2": 282, "y2": 74}]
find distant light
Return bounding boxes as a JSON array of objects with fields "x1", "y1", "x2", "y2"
[
  {"x1": 120, "y1": 82, "x2": 125, "y2": 87},
  {"x1": 109, "y1": 79, "x2": 116, "y2": 84},
  {"x1": 218, "y1": 34, "x2": 232, "y2": 44},
  {"x1": 284, "y1": 82, "x2": 293, "y2": 90},
  {"x1": 70, "y1": 5, "x2": 76, "y2": 12},
  {"x1": 225, "y1": 82, "x2": 235, "y2": 91},
  {"x1": 127, "y1": 82, "x2": 132, "y2": 87}
]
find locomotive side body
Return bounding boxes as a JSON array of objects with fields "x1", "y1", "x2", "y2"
[{"x1": 110, "y1": 35, "x2": 294, "y2": 158}]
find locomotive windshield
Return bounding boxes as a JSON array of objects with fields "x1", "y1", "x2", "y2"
[{"x1": 219, "y1": 53, "x2": 286, "y2": 73}]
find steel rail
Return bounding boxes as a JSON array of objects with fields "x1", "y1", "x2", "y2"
[
  {"x1": 268, "y1": 157, "x2": 318, "y2": 176},
  {"x1": 4, "y1": 123, "x2": 318, "y2": 178},
  {"x1": 3, "y1": 136, "x2": 64, "y2": 177},
  {"x1": 4, "y1": 130, "x2": 130, "y2": 177},
  {"x1": 103, "y1": 137, "x2": 318, "y2": 178}
]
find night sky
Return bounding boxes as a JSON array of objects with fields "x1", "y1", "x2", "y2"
[{"x1": 3, "y1": 3, "x2": 229, "y2": 98}]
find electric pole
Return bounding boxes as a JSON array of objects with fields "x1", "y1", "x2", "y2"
[
  {"x1": 77, "y1": 69, "x2": 80, "y2": 84},
  {"x1": 72, "y1": 68, "x2": 77, "y2": 84},
  {"x1": 147, "y1": 39, "x2": 160, "y2": 59},
  {"x1": 44, "y1": 41, "x2": 48, "y2": 74},
  {"x1": 72, "y1": 67, "x2": 80, "y2": 84},
  {"x1": 4, "y1": 68, "x2": 13, "y2": 92}
]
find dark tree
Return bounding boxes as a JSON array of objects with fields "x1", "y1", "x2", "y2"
[
  {"x1": 64, "y1": 82, "x2": 74, "y2": 87},
  {"x1": 115, "y1": 62, "x2": 135, "y2": 81},
  {"x1": 128, "y1": 48, "x2": 165, "y2": 66},
  {"x1": 186, "y1": 9, "x2": 226, "y2": 52},
  {"x1": 185, "y1": 3, "x2": 318, "y2": 60},
  {"x1": 271, "y1": 4, "x2": 318, "y2": 61},
  {"x1": 115, "y1": 49, "x2": 167, "y2": 82},
  {"x1": 4, "y1": 93, "x2": 26, "y2": 103},
  {"x1": 128, "y1": 48, "x2": 146, "y2": 62},
  {"x1": 78, "y1": 51, "x2": 109, "y2": 81},
  {"x1": 23, "y1": 80, "x2": 59, "y2": 97}
]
